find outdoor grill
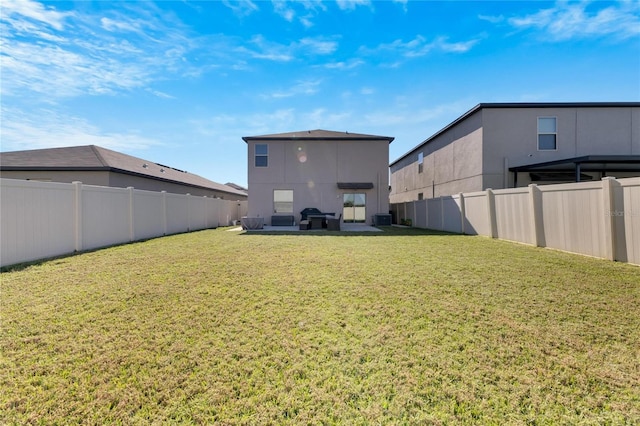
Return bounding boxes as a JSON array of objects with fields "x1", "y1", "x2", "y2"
[
  {"x1": 300, "y1": 207, "x2": 337, "y2": 230},
  {"x1": 300, "y1": 207, "x2": 323, "y2": 221}
]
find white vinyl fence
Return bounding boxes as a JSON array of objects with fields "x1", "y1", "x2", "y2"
[
  {"x1": 0, "y1": 179, "x2": 248, "y2": 267},
  {"x1": 391, "y1": 177, "x2": 640, "y2": 265}
]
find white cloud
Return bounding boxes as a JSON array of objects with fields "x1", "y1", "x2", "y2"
[
  {"x1": 272, "y1": 0, "x2": 295, "y2": 22},
  {"x1": 0, "y1": 107, "x2": 160, "y2": 152},
  {"x1": 237, "y1": 35, "x2": 338, "y2": 62},
  {"x1": 508, "y1": 1, "x2": 640, "y2": 41},
  {"x1": 260, "y1": 79, "x2": 322, "y2": 99},
  {"x1": 0, "y1": 1, "x2": 211, "y2": 99},
  {"x1": 336, "y1": 0, "x2": 371, "y2": 11},
  {"x1": 324, "y1": 59, "x2": 365, "y2": 70},
  {"x1": 222, "y1": 0, "x2": 259, "y2": 17},
  {"x1": 238, "y1": 35, "x2": 294, "y2": 61},
  {"x1": 478, "y1": 14, "x2": 504, "y2": 24},
  {"x1": 1, "y1": 0, "x2": 72, "y2": 31},
  {"x1": 298, "y1": 37, "x2": 338, "y2": 55},
  {"x1": 368, "y1": 34, "x2": 481, "y2": 61}
]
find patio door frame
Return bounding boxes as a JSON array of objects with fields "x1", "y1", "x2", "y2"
[{"x1": 342, "y1": 193, "x2": 366, "y2": 223}]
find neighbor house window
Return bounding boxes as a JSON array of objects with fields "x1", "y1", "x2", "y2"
[
  {"x1": 538, "y1": 117, "x2": 557, "y2": 150},
  {"x1": 418, "y1": 193, "x2": 424, "y2": 200},
  {"x1": 274, "y1": 190, "x2": 293, "y2": 213},
  {"x1": 255, "y1": 144, "x2": 268, "y2": 167},
  {"x1": 418, "y1": 152, "x2": 424, "y2": 173}
]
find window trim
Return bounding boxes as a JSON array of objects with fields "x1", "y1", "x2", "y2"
[
  {"x1": 273, "y1": 189, "x2": 293, "y2": 213},
  {"x1": 537, "y1": 117, "x2": 557, "y2": 151},
  {"x1": 255, "y1": 144, "x2": 268, "y2": 167}
]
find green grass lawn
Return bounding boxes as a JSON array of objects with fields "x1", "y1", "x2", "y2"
[{"x1": 2, "y1": 227, "x2": 639, "y2": 424}]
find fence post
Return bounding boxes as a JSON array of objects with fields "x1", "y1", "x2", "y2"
[
  {"x1": 162, "y1": 191, "x2": 167, "y2": 235},
  {"x1": 486, "y1": 188, "x2": 497, "y2": 238},
  {"x1": 601, "y1": 177, "x2": 617, "y2": 261},
  {"x1": 186, "y1": 193, "x2": 191, "y2": 231},
  {"x1": 528, "y1": 184, "x2": 544, "y2": 247},
  {"x1": 204, "y1": 197, "x2": 209, "y2": 229},
  {"x1": 73, "y1": 181, "x2": 83, "y2": 252},
  {"x1": 128, "y1": 187, "x2": 135, "y2": 242},
  {"x1": 459, "y1": 193, "x2": 465, "y2": 234}
]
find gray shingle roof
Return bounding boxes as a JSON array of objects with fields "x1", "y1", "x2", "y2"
[
  {"x1": 243, "y1": 129, "x2": 394, "y2": 142},
  {"x1": 0, "y1": 145, "x2": 247, "y2": 197}
]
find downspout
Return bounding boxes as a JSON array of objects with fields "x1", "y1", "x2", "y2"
[{"x1": 377, "y1": 172, "x2": 380, "y2": 214}]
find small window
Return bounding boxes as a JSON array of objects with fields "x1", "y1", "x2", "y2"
[
  {"x1": 255, "y1": 144, "x2": 268, "y2": 167},
  {"x1": 418, "y1": 152, "x2": 424, "y2": 173},
  {"x1": 274, "y1": 190, "x2": 293, "y2": 213},
  {"x1": 538, "y1": 117, "x2": 557, "y2": 150},
  {"x1": 418, "y1": 193, "x2": 424, "y2": 200}
]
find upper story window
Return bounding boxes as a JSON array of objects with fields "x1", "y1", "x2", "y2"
[
  {"x1": 418, "y1": 152, "x2": 424, "y2": 173},
  {"x1": 255, "y1": 144, "x2": 268, "y2": 167},
  {"x1": 538, "y1": 117, "x2": 557, "y2": 150}
]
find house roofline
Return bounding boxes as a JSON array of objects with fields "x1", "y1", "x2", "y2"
[
  {"x1": 0, "y1": 165, "x2": 247, "y2": 197},
  {"x1": 389, "y1": 102, "x2": 640, "y2": 167},
  {"x1": 243, "y1": 129, "x2": 394, "y2": 143}
]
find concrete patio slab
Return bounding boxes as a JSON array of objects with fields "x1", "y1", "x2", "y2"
[{"x1": 237, "y1": 223, "x2": 383, "y2": 232}]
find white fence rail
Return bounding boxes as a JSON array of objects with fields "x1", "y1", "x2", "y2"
[
  {"x1": 0, "y1": 179, "x2": 248, "y2": 267},
  {"x1": 391, "y1": 177, "x2": 640, "y2": 265}
]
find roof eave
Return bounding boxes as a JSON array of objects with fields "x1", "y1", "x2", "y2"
[{"x1": 390, "y1": 102, "x2": 640, "y2": 167}]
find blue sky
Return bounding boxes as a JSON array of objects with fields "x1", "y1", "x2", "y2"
[{"x1": 1, "y1": 0, "x2": 639, "y2": 187}]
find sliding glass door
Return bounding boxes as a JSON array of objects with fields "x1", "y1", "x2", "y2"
[{"x1": 343, "y1": 193, "x2": 366, "y2": 223}]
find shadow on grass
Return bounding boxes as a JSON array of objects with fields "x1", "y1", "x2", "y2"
[
  {"x1": 2, "y1": 227, "x2": 461, "y2": 272},
  {"x1": 0, "y1": 229, "x2": 206, "y2": 273},
  {"x1": 240, "y1": 226, "x2": 462, "y2": 237}
]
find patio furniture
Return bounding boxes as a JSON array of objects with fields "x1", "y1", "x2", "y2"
[
  {"x1": 308, "y1": 215, "x2": 326, "y2": 229},
  {"x1": 271, "y1": 215, "x2": 294, "y2": 226},
  {"x1": 300, "y1": 207, "x2": 335, "y2": 221},
  {"x1": 241, "y1": 216, "x2": 264, "y2": 230},
  {"x1": 327, "y1": 214, "x2": 341, "y2": 231},
  {"x1": 299, "y1": 220, "x2": 310, "y2": 230}
]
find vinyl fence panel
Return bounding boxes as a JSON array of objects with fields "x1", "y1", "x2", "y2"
[
  {"x1": 442, "y1": 195, "x2": 464, "y2": 234},
  {"x1": 165, "y1": 193, "x2": 189, "y2": 235},
  {"x1": 188, "y1": 195, "x2": 208, "y2": 231},
  {"x1": 539, "y1": 181, "x2": 607, "y2": 259},
  {"x1": 426, "y1": 198, "x2": 442, "y2": 231},
  {"x1": 1, "y1": 178, "x2": 247, "y2": 267},
  {"x1": 390, "y1": 177, "x2": 639, "y2": 265},
  {"x1": 414, "y1": 200, "x2": 427, "y2": 229},
  {"x1": 462, "y1": 191, "x2": 490, "y2": 236},
  {"x1": 81, "y1": 185, "x2": 130, "y2": 251},
  {"x1": 618, "y1": 178, "x2": 640, "y2": 264},
  {"x1": 0, "y1": 180, "x2": 76, "y2": 266},
  {"x1": 133, "y1": 189, "x2": 165, "y2": 241},
  {"x1": 494, "y1": 188, "x2": 535, "y2": 245}
]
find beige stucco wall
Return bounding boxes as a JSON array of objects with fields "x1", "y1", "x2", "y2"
[
  {"x1": 390, "y1": 106, "x2": 640, "y2": 202},
  {"x1": 484, "y1": 106, "x2": 640, "y2": 188},
  {"x1": 390, "y1": 110, "x2": 483, "y2": 203},
  {"x1": 247, "y1": 138, "x2": 390, "y2": 224}
]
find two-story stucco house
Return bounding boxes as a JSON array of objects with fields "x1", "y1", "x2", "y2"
[
  {"x1": 243, "y1": 129, "x2": 394, "y2": 226},
  {"x1": 390, "y1": 102, "x2": 640, "y2": 203}
]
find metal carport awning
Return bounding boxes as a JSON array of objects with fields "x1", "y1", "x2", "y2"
[
  {"x1": 509, "y1": 155, "x2": 640, "y2": 187},
  {"x1": 337, "y1": 182, "x2": 374, "y2": 190}
]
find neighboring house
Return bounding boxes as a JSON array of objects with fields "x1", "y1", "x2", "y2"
[
  {"x1": 0, "y1": 145, "x2": 247, "y2": 200},
  {"x1": 390, "y1": 102, "x2": 640, "y2": 203},
  {"x1": 243, "y1": 129, "x2": 394, "y2": 225}
]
